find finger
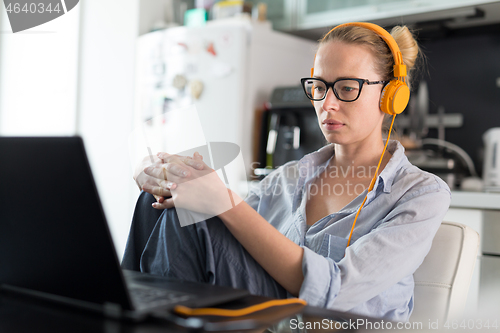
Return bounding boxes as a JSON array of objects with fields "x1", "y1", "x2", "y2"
[
  {"x1": 159, "y1": 180, "x2": 177, "y2": 190},
  {"x1": 142, "y1": 183, "x2": 173, "y2": 198},
  {"x1": 157, "y1": 152, "x2": 180, "y2": 163},
  {"x1": 153, "y1": 159, "x2": 166, "y2": 168},
  {"x1": 148, "y1": 161, "x2": 168, "y2": 181},
  {"x1": 157, "y1": 152, "x2": 202, "y2": 169},
  {"x1": 143, "y1": 165, "x2": 169, "y2": 180},
  {"x1": 154, "y1": 195, "x2": 164, "y2": 203},
  {"x1": 182, "y1": 156, "x2": 204, "y2": 170},
  {"x1": 190, "y1": 154, "x2": 211, "y2": 171},
  {"x1": 152, "y1": 197, "x2": 175, "y2": 210},
  {"x1": 193, "y1": 152, "x2": 203, "y2": 161},
  {"x1": 163, "y1": 162, "x2": 191, "y2": 178},
  {"x1": 157, "y1": 152, "x2": 169, "y2": 161}
]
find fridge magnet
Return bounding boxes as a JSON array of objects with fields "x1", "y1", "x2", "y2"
[
  {"x1": 177, "y1": 42, "x2": 189, "y2": 51},
  {"x1": 206, "y1": 42, "x2": 217, "y2": 56},
  {"x1": 189, "y1": 80, "x2": 204, "y2": 100},
  {"x1": 172, "y1": 74, "x2": 188, "y2": 90}
]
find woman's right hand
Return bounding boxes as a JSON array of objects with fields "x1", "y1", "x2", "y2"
[{"x1": 133, "y1": 152, "x2": 204, "y2": 209}]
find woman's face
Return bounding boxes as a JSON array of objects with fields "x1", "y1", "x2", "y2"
[{"x1": 313, "y1": 41, "x2": 386, "y2": 147}]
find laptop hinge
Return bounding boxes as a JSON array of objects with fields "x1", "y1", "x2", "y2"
[
  {"x1": 103, "y1": 302, "x2": 123, "y2": 318},
  {"x1": 2, "y1": 284, "x2": 124, "y2": 318}
]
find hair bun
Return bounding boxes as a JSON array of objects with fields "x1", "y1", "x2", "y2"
[{"x1": 390, "y1": 26, "x2": 420, "y2": 72}]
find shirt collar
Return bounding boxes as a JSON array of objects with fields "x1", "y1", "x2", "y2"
[
  {"x1": 297, "y1": 144, "x2": 335, "y2": 179},
  {"x1": 298, "y1": 140, "x2": 408, "y2": 194},
  {"x1": 373, "y1": 140, "x2": 408, "y2": 193}
]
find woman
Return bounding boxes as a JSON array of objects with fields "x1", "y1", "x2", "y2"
[{"x1": 122, "y1": 22, "x2": 451, "y2": 321}]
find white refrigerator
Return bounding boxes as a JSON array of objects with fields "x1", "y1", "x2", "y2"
[{"x1": 132, "y1": 18, "x2": 316, "y2": 197}]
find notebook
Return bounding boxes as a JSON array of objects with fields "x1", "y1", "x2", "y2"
[{"x1": 0, "y1": 136, "x2": 249, "y2": 320}]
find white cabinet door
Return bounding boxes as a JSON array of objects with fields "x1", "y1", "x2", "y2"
[{"x1": 294, "y1": 0, "x2": 499, "y2": 31}]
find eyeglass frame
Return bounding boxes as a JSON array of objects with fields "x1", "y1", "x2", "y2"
[{"x1": 300, "y1": 77, "x2": 390, "y2": 102}]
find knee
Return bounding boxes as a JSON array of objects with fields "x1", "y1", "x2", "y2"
[
  {"x1": 138, "y1": 191, "x2": 156, "y2": 206},
  {"x1": 133, "y1": 191, "x2": 167, "y2": 222}
]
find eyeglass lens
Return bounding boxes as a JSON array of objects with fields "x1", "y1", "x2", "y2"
[{"x1": 303, "y1": 79, "x2": 361, "y2": 101}]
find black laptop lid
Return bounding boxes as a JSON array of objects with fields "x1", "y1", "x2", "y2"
[{"x1": 0, "y1": 137, "x2": 133, "y2": 310}]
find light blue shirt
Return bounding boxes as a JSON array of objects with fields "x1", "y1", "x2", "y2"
[{"x1": 245, "y1": 140, "x2": 451, "y2": 321}]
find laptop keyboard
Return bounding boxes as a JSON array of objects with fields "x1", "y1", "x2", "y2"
[{"x1": 129, "y1": 285, "x2": 194, "y2": 309}]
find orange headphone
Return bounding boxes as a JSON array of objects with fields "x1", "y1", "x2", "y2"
[{"x1": 312, "y1": 22, "x2": 410, "y2": 115}]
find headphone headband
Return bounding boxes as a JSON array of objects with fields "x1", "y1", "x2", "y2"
[
  {"x1": 311, "y1": 21, "x2": 410, "y2": 115},
  {"x1": 322, "y1": 22, "x2": 407, "y2": 79}
]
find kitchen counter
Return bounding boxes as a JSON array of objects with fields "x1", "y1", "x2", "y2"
[{"x1": 450, "y1": 191, "x2": 500, "y2": 210}]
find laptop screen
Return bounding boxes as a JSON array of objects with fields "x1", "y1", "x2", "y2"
[{"x1": 0, "y1": 137, "x2": 133, "y2": 310}]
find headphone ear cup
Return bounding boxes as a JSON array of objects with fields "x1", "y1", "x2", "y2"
[{"x1": 379, "y1": 80, "x2": 410, "y2": 115}]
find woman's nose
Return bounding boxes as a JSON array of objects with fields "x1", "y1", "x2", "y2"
[{"x1": 321, "y1": 87, "x2": 340, "y2": 111}]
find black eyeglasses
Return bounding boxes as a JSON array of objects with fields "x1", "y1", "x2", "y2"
[{"x1": 300, "y1": 77, "x2": 389, "y2": 102}]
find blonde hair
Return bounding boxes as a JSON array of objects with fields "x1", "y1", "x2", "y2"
[
  {"x1": 319, "y1": 25, "x2": 421, "y2": 90},
  {"x1": 319, "y1": 24, "x2": 422, "y2": 137}
]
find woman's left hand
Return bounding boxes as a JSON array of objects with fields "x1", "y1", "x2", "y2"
[{"x1": 144, "y1": 152, "x2": 238, "y2": 215}]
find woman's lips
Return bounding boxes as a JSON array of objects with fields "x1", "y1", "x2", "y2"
[{"x1": 322, "y1": 119, "x2": 345, "y2": 130}]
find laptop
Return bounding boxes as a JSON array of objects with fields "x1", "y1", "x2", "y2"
[{"x1": 0, "y1": 136, "x2": 249, "y2": 320}]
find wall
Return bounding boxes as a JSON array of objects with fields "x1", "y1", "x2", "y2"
[
  {"x1": 0, "y1": 3, "x2": 79, "y2": 135},
  {"x1": 77, "y1": 0, "x2": 140, "y2": 259},
  {"x1": 0, "y1": 0, "x2": 141, "y2": 260}
]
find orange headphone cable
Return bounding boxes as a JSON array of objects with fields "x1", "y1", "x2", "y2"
[{"x1": 347, "y1": 113, "x2": 397, "y2": 247}]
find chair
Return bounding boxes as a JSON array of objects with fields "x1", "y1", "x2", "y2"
[{"x1": 411, "y1": 221, "x2": 480, "y2": 322}]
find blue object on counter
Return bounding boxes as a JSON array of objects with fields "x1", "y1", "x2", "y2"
[{"x1": 184, "y1": 8, "x2": 207, "y2": 27}]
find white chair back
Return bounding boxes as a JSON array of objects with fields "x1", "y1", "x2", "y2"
[{"x1": 411, "y1": 221, "x2": 479, "y2": 322}]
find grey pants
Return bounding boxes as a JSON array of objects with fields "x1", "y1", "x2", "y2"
[{"x1": 121, "y1": 191, "x2": 288, "y2": 299}]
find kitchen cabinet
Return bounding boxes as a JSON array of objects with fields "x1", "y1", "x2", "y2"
[
  {"x1": 255, "y1": 0, "x2": 295, "y2": 31},
  {"x1": 296, "y1": 0, "x2": 498, "y2": 29},
  {"x1": 259, "y1": 0, "x2": 500, "y2": 39}
]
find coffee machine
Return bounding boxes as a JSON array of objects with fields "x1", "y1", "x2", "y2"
[{"x1": 255, "y1": 86, "x2": 325, "y2": 178}]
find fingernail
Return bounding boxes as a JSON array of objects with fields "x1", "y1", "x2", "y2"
[
  {"x1": 182, "y1": 170, "x2": 188, "y2": 177},
  {"x1": 152, "y1": 203, "x2": 157, "y2": 207}
]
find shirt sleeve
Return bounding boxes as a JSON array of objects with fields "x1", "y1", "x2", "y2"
[
  {"x1": 243, "y1": 182, "x2": 261, "y2": 211},
  {"x1": 298, "y1": 182, "x2": 451, "y2": 312}
]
